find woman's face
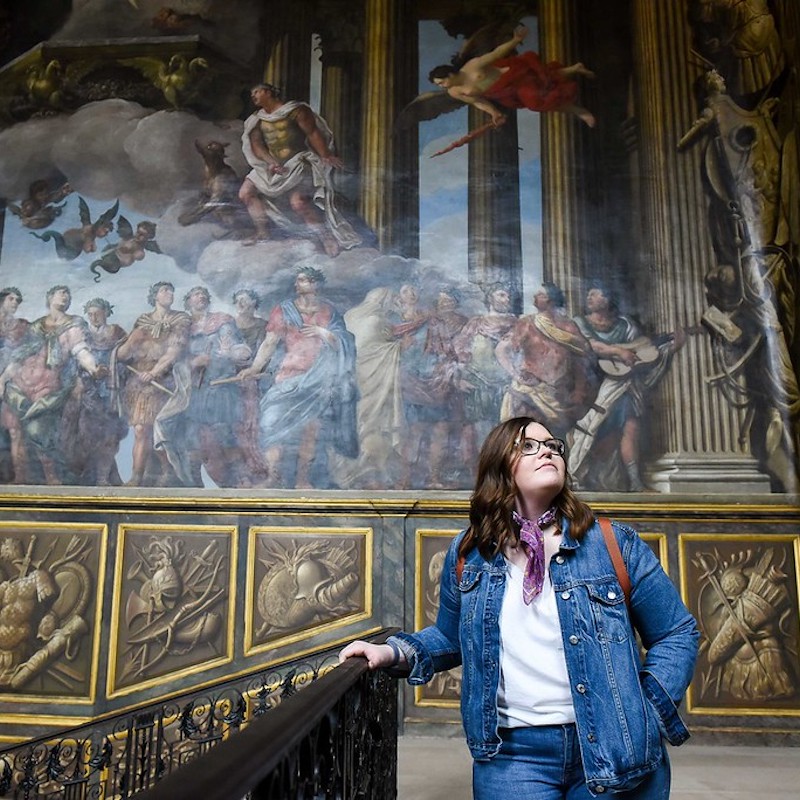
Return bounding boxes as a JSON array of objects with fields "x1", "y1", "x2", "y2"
[{"x1": 511, "y1": 421, "x2": 566, "y2": 504}]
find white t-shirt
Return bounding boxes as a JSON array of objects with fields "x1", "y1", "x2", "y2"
[{"x1": 497, "y1": 555, "x2": 576, "y2": 727}]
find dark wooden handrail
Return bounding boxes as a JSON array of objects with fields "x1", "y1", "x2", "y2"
[{"x1": 137, "y1": 636, "x2": 397, "y2": 800}]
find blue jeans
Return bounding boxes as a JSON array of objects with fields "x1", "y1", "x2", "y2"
[{"x1": 472, "y1": 725, "x2": 671, "y2": 800}]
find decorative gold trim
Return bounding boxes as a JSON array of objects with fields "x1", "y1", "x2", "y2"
[
  {"x1": 243, "y1": 664, "x2": 338, "y2": 717},
  {"x1": 0, "y1": 494, "x2": 797, "y2": 516},
  {"x1": 106, "y1": 523, "x2": 238, "y2": 699},
  {"x1": 413, "y1": 697, "x2": 462, "y2": 709},
  {"x1": 243, "y1": 525, "x2": 373, "y2": 657},
  {"x1": 402, "y1": 716, "x2": 462, "y2": 728},
  {"x1": 0, "y1": 714, "x2": 92, "y2": 726},
  {"x1": 688, "y1": 724, "x2": 800, "y2": 736}
]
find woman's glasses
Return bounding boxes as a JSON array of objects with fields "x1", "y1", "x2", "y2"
[{"x1": 514, "y1": 434, "x2": 566, "y2": 457}]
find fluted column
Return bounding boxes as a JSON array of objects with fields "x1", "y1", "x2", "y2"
[
  {"x1": 538, "y1": 0, "x2": 591, "y2": 305},
  {"x1": 360, "y1": 0, "x2": 418, "y2": 254},
  {"x1": 317, "y1": 3, "x2": 366, "y2": 207},
  {"x1": 631, "y1": 0, "x2": 769, "y2": 491},
  {"x1": 467, "y1": 107, "x2": 523, "y2": 309},
  {"x1": 263, "y1": 6, "x2": 314, "y2": 102},
  {"x1": 320, "y1": 52, "x2": 362, "y2": 171}
]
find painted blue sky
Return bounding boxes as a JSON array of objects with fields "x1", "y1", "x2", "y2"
[{"x1": 417, "y1": 16, "x2": 543, "y2": 307}]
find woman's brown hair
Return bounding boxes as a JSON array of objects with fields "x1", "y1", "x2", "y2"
[{"x1": 458, "y1": 416, "x2": 594, "y2": 561}]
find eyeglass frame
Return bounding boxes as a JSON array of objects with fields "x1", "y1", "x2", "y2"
[{"x1": 513, "y1": 428, "x2": 567, "y2": 458}]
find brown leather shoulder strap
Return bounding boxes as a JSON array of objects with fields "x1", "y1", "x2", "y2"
[
  {"x1": 456, "y1": 553, "x2": 466, "y2": 583},
  {"x1": 598, "y1": 517, "x2": 631, "y2": 609}
]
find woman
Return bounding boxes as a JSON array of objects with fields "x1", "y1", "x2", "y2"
[{"x1": 339, "y1": 416, "x2": 698, "y2": 798}]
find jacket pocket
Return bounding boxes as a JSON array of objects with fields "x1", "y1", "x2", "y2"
[
  {"x1": 457, "y1": 567, "x2": 484, "y2": 593},
  {"x1": 586, "y1": 581, "x2": 631, "y2": 643},
  {"x1": 457, "y1": 568, "x2": 483, "y2": 623}
]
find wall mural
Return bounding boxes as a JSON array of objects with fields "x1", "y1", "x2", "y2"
[{"x1": 0, "y1": 0, "x2": 795, "y2": 494}]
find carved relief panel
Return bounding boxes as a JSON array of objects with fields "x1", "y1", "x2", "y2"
[
  {"x1": 0, "y1": 521, "x2": 106, "y2": 704},
  {"x1": 414, "y1": 529, "x2": 462, "y2": 708},
  {"x1": 108, "y1": 524, "x2": 236, "y2": 698},
  {"x1": 244, "y1": 526, "x2": 372, "y2": 655},
  {"x1": 681, "y1": 533, "x2": 800, "y2": 714}
]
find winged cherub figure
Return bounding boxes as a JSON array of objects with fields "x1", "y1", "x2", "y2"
[
  {"x1": 30, "y1": 197, "x2": 118, "y2": 260},
  {"x1": 8, "y1": 179, "x2": 71, "y2": 230},
  {"x1": 90, "y1": 217, "x2": 161, "y2": 281},
  {"x1": 399, "y1": 23, "x2": 595, "y2": 133}
]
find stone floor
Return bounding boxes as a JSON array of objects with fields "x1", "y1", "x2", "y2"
[{"x1": 397, "y1": 735, "x2": 800, "y2": 799}]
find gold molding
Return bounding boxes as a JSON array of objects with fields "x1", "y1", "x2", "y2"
[
  {"x1": 0, "y1": 494, "x2": 797, "y2": 517},
  {"x1": 0, "y1": 713, "x2": 92, "y2": 726},
  {"x1": 640, "y1": 531, "x2": 669, "y2": 573}
]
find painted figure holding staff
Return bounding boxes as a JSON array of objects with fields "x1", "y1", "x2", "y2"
[{"x1": 114, "y1": 282, "x2": 192, "y2": 486}]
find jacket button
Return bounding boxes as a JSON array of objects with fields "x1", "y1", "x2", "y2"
[
  {"x1": 561, "y1": 591, "x2": 571, "y2": 600},
  {"x1": 576, "y1": 683, "x2": 586, "y2": 693},
  {"x1": 569, "y1": 635, "x2": 579, "y2": 645},
  {"x1": 607, "y1": 590, "x2": 617, "y2": 600},
  {"x1": 587, "y1": 733, "x2": 596, "y2": 742},
  {"x1": 595, "y1": 786, "x2": 605, "y2": 793},
  {"x1": 555, "y1": 555, "x2": 565, "y2": 564}
]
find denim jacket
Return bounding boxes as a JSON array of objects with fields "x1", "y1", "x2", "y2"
[{"x1": 394, "y1": 519, "x2": 699, "y2": 795}]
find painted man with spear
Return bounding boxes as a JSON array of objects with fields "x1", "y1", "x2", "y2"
[{"x1": 398, "y1": 22, "x2": 595, "y2": 157}]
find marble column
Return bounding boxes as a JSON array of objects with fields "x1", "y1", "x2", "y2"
[
  {"x1": 467, "y1": 107, "x2": 523, "y2": 310},
  {"x1": 262, "y1": 6, "x2": 314, "y2": 102},
  {"x1": 320, "y1": 51, "x2": 362, "y2": 173},
  {"x1": 360, "y1": 0, "x2": 418, "y2": 255},
  {"x1": 317, "y1": 3, "x2": 365, "y2": 209},
  {"x1": 631, "y1": 0, "x2": 770, "y2": 491},
  {"x1": 538, "y1": 0, "x2": 593, "y2": 306}
]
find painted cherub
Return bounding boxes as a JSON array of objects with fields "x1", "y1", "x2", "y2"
[
  {"x1": 90, "y1": 217, "x2": 160, "y2": 281},
  {"x1": 7, "y1": 179, "x2": 71, "y2": 230},
  {"x1": 30, "y1": 197, "x2": 118, "y2": 260}
]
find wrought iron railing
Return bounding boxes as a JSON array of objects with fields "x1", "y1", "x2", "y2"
[
  {"x1": 138, "y1": 653, "x2": 397, "y2": 800},
  {"x1": 0, "y1": 629, "x2": 398, "y2": 800}
]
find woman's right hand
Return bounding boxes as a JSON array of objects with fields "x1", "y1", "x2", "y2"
[{"x1": 338, "y1": 641, "x2": 399, "y2": 670}]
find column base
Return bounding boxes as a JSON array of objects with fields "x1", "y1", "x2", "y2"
[{"x1": 646, "y1": 454, "x2": 773, "y2": 494}]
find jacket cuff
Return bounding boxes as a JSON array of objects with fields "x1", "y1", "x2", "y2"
[
  {"x1": 383, "y1": 635, "x2": 412, "y2": 678},
  {"x1": 393, "y1": 631, "x2": 434, "y2": 684},
  {"x1": 641, "y1": 670, "x2": 691, "y2": 745}
]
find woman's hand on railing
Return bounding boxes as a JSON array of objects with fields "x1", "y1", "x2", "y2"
[{"x1": 338, "y1": 640, "x2": 405, "y2": 670}]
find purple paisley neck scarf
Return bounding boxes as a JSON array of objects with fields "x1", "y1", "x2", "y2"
[{"x1": 512, "y1": 507, "x2": 558, "y2": 604}]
